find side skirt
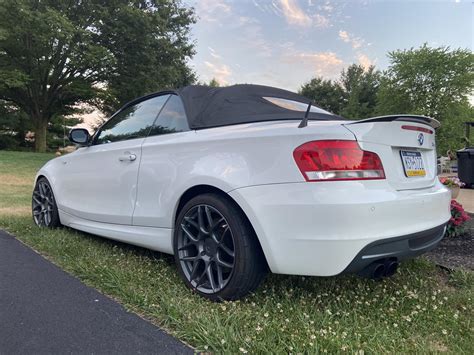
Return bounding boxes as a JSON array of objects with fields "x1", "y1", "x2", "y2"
[{"x1": 59, "y1": 210, "x2": 173, "y2": 254}]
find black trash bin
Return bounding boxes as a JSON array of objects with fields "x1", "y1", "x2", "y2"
[{"x1": 457, "y1": 147, "x2": 474, "y2": 187}]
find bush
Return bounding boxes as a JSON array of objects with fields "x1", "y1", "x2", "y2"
[
  {"x1": 446, "y1": 200, "x2": 470, "y2": 237},
  {"x1": 0, "y1": 134, "x2": 19, "y2": 150}
]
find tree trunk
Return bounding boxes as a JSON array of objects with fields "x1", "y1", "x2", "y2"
[{"x1": 34, "y1": 117, "x2": 47, "y2": 153}]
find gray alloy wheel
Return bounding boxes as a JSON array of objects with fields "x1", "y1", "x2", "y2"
[
  {"x1": 177, "y1": 204, "x2": 235, "y2": 294},
  {"x1": 174, "y1": 193, "x2": 267, "y2": 301},
  {"x1": 32, "y1": 178, "x2": 60, "y2": 228}
]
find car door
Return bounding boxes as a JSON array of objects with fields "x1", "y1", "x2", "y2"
[
  {"x1": 56, "y1": 94, "x2": 170, "y2": 224},
  {"x1": 133, "y1": 94, "x2": 191, "y2": 227}
]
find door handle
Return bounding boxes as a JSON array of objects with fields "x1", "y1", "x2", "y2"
[{"x1": 118, "y1": 153, "x2": 137, "y2": 162}]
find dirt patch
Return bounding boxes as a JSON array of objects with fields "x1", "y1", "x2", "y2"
[
  {"x1": 428, "y1": 340, "x2": 448, "y2": 353},
  {"x1": 0, "y1": 174, "x2": 33, "y2": 187},
  {"x1": 0, "y1": 206, "x2": 30, "y2": 216},
  {"x1": 425, "y1": 216, "x2": 474, "y2": 271}
]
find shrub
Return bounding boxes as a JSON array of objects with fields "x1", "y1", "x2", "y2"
[
  {"x1": 446, "y1": 200, "x2": 471, "y2": 237},
  {"x1": 0, "y1": 134, "x2": 19, "y2": 150}
]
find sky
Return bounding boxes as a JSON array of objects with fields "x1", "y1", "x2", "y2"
[
  {"x1": 184, "y1": 0, "x2": 473, "y2": 91},
  {"x1": 80, "y1": 0, "x2": 472, "y2": 128}
]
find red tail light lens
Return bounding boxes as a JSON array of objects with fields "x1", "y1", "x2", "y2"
[{"x1": 293, "y1": 140, "x2": 385, "y2": 181}]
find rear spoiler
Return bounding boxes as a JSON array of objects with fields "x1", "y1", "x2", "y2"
[{"x1": 345, "y1": 115, "x2": 440, "y2": 129}]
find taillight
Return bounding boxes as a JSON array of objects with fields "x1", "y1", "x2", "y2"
[{"x1": 293, "y1": 140, "x2": 385, "y2": 181}]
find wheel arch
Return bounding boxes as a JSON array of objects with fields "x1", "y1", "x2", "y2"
[{"x1": 173, "y1": 184, "x2": 269, "y2": 270}]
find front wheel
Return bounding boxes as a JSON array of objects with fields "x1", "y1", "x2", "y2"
[
  {"x1": 32, "y1": 177, "x2": 60, "y2": 228},
  {"x1": 174, "y1": 193, "x2": 266, "y2": 301}
]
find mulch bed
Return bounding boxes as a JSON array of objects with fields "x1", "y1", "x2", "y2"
[{"x1": 425, "y1": 216, "x2": 474, "y2": 271}]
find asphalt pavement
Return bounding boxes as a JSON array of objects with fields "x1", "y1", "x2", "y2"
[{"x1": 0, "y1": 229, "x2": 192, "y2": 354}]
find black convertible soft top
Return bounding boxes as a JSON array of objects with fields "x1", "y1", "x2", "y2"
[{"x1": 175, "y1": 84, "x2": 338, "y2": 130}]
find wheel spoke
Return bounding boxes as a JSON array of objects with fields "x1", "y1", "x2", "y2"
[
  {"x1": 44, "y1": 211, "x2": 50, "y2": 226},
  {"x1": 211, "y1": 217, "x2": 225, "y2": 231},
  {"x1": 219, "y1": 243, "x2": 235, "y2": 258},
  {"x1": 189, "y1": 260, "x2": 201, "y2": 281},
  {"x1": 38, "y1": 183, "x2": 45, "y2": 198},
  {"x1": 33, "y1": 209, "x2": 42, "y2": 216},
  {"x1": 215, "y1": 261, "x2": 224, "y2": 288},
  {"x1": 195, "y1": 268, "x2": 208, "y2": 287},
  {"x1": 197, "y1": 206, "x2": 207, "y2": 234},
  {"x1": 178, "y1": 243, "x2": 195, "y2": 251},
  {"x1": 181, "y1": 224, "x2": 199, "y2": 243},
  {"x1": 184, "y1": 216, "x2": 199, "y2": 230},
  {"x1": 206, "y1": 263, "x2": 217, "y2": 292},
  {"x1": 216, "y1": 255, "x2": 234, "y2": 269},
  {"x1": 204, "y1": 206, "x2": 213, "y2": 230},
  {"x1": 38, "y1": 211, "x2": 45, "y2": 225},
  {"x1": 180, "y1": 254, "x2": 199, "y2": 262}
]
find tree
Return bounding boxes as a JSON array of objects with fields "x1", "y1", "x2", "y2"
[
  {"x1": 300, "y1": 65, "x2": 381, "y2": 118},
  {"x1": 0, "y1": 101, "x2": 32, "y2": 149},
  {"x1": 340, "y1": 64, "x2": 381, "y2": 119},
  {"x1": 376, "y1": 44, "x2": 474, "y2": 152},
  {"x1": 0, "y1": 0, "x2": 114, "y2": 152},
  {"x1": 0, "y1": 0, "x2": 196, "y2": 152},
  {"x1": 299, "y1": 77, "x2": 345, "y2": 114},
  {"x1": 47, "y1": 114, "x2": 83, "y2": 150},
  {"x1": 97, "y1": 0, "x2": 196, "y2": 114},
  {"x1": 208, "y1": 78, "x2": 221, "y2": 87}
]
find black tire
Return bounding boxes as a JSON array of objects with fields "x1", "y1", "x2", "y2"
[
  {"x1": 32, "y1": 177, "x2": 61, "y2": 228},
  {"x1": 173, "y1": 193, "x2": 266, "y2": 301}
]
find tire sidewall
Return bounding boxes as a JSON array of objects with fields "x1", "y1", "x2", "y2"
[
  {"x1": 173, "y1": 193, "x2": 249, "y2": 301},
  {"x1": 33, "y1": 177, "x2": 60, "y2": 228}
]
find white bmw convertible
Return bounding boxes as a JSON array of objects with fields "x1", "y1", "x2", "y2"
[{"x1": 33, "y1": 84, "x2": 451, "y2": 300}]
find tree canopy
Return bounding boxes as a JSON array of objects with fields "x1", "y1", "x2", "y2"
[
  {"x1": 376, "y1": 44, "x2": 474, "y2": 153},
  {"x1": 300, "y1": 45, "x2": 473, "y2": 153},
  {"x1": 300, "y1": 64, "x2": 381, "y2": 119},
  {"x1": 340, "y1": 65, "x2": 381, "y2": 119},
  {"x1": 0, "y1": 0, "x2": 195, "y2": 151},
  {"x1": 299, "y1": 77, "x2": 344, "y2": 115},
  {"x1": 97, "y1": 0, "x2": 196, "y2": 114}
]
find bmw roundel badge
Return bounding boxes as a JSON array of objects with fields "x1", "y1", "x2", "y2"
[{"x1": 417, "y1": 133, "x2": 424, "y2": 146}]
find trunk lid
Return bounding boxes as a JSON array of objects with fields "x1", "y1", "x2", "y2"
[{"x1": 343, "y1": 115, "x2": 439, "y2": 190}]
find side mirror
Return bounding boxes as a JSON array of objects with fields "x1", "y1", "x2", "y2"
[{"x1": 68, "y1": 128, "x2": 90, "y2": 146}]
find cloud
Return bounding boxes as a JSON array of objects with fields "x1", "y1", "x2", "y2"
[
  {"x1": 357, "y1": 54, "x2": 375, "y2": 70},
  {"x1": 253, "y1": 0, "x2": 330, "y2": 28},
  {"x1": 338, "y1": 30, "x2": 364, "y2": 49},
  {"x1": 285, "y1": 51, "x2": 344, "y2": 77},
  {"x1": 204, "y1": 61, "x2": 232, "y2": 85},
  {"x1": 314, "y1": 13, "x2": 330, "y2": 27},
  {"x1": 278, "y1": 0, "x2": 312, "y2": 27},
  {"x1": 208, "y1": 47, "x2": 221, "y2": 59},
  {"x1": 235, "y1": 18, "x2": 273, "y2": 57},
  {"x1": 196, "y1": 0, "x2": 232, "y2": 22},
  {"x1": 339, "y1": 30, "x2": 350, "y2": 42}
]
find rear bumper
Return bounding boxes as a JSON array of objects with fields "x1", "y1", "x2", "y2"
[
  {"x1": 343, "y1": 223, "x2": 446, "y2": 273},
  {"x1": 229, "y1": 180, "x2": 451, "y2": 276}
]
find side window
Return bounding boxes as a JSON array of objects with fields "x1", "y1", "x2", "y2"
[
  {"x1": 95, "y1": 95, "x2": 170, "y2": 144},
  {"x1": 148, "y1": 95, "x2": 189, "y2": 137}
]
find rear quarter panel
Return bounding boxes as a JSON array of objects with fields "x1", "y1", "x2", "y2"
[{"x1": 132, "y1": 121, "x2": 353, "y2": 228}]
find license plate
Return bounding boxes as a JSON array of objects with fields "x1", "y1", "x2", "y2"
[{"x1": 400, "y1": 150, "x2": 425, "y2": 177}]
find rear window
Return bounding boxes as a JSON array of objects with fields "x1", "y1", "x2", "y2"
[{"x1": 263, "y1": 97, "x2": 332, "y2": 115}]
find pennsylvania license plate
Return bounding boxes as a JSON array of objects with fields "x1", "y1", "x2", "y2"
[{"x1": 400, "y1": 150, "x2": 426, "y2": 177}]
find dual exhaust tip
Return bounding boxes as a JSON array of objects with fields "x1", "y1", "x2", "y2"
[{"x1": 360, "y1": 259, "x2": 399, "y2": 280}]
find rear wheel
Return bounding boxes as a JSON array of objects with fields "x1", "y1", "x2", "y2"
[
  {"x1": 32, "y1": 177, "x2": 60, "y2": 228},
  {"x1": 174, "y1": 193, "x2": 266, "y2": 301}
]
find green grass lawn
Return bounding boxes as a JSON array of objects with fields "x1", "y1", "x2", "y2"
[{"x1": 0, "y1": 150, "x2": 473, "y2": 353}]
